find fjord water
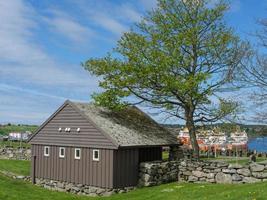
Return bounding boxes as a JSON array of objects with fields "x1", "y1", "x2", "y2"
[{"x1": 248, "y1": 137, "x2": 267, "y2": 153}]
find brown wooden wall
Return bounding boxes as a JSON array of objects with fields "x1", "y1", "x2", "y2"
[
  {"x1": 32, "y1": 144, "x2": 114, "y2": 188},
  {"x1": 113, "y1": 148, "x2": 139, "y2": 188},
  {"x1": 30, "y1": 104, "x2": 116, "y2": 149},
  {"x1": 112, "y1": 147, "x2": 162, "y2": 188}
]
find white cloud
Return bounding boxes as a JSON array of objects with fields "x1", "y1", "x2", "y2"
[
  {"x1": 91, "y1": 14, "x2": 128, "y2": 36},
  {"x1": 0, "y1": 0, "x2": 97, "y2": 87},
  {"x1": 139, "y1": 0, "x2": 158, "y2": 10},
  {"x1": 43, "y1": 9, "x2": 95, "y2": 43}
]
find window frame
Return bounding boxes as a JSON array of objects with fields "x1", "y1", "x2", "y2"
[
  {"x1": 93, "y1": 149, "x2": 100, "y2": 161},
  {"x1": 44, "y1": 146, "x2": 50, "y2": 157},
  {"x1": 74, "y1": 148, "x2": 81, "y2": 160},
  {"x1": 59, "y1": 147, "x2": 65, "y2": 158}
]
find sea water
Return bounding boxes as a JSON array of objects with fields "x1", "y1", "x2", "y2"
[{"x1": 248, "y1": 137, "x2": 267, "y2": 153}]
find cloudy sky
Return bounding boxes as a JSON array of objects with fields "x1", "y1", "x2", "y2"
[{"x1": 0, "y1": 0, "x2": 266, "y2": 125}]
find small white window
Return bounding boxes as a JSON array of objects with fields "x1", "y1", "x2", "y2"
[
  {"x1": 93, "y1": 149, "x2": 100, "y2": 161},
  {"x1": 44, "y1": 146, "x2": 50, "y2": 157},
  {"x1": 59, "y1": 147, "x2": 65, "y2": 158},
  {"x1": 75, "y1": 148, "x2": 81, "y2": 159}
]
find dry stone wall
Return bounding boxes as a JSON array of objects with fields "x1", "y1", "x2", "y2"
[
  {"x1": 0, "y1": 147, "x2": 31, "y2": 160},
  {"x1": 139, "y1": 159, "x2": 267, "y2": 186}
]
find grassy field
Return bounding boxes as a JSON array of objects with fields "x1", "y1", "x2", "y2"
[
  {"x1": 203, "y1": 156, "x2": 267, "y2": 165},
  {"x1": 0, "y1": 159, "x2": 30, "y2": 176},
  {"x1": 0, "y1": 124, "x2": 37, "y2": 135},
  {"x1": 1, "y1": 159, "x2": 267, "y2": 199},
  {"x1": 0, "y1": 141, "x2": 31, "y2": 148},
  {"x1": 1, "y1": 174, "x2": 267, "y2": 200}
]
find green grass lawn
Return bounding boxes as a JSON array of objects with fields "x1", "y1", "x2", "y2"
[
  {"x1": 203, "y1": 156, "x2": 267, "y2": 166},
  {"x1": 0, "y1": 159, "x2": 30, "y2": 176},
  {"x1": 1, "y1": 174, "x2": 267, "y2": 200},
  {"x1": 1, "y1": 159, "x2": 267, "y2": 199},
  {"x1": 0, "y1": 141, "x2": 31, "y2": 148}
]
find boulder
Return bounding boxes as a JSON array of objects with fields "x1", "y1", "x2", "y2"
[
  {"x1": 252, "y1": 172, "x2": 267, "y2": 179},
  {"x1": 206, "y1": 173, "x2": 215, "y2": 179},
  {"x1": 188, "y1": 176, "x2": 198, "y2": 182},
  {"x1": 232, "y1": 174, "x2": 242, "y2": 181},
  {"x1": 183, "y1": 171, "x2": 192, "y2": 176},
  {"x1": 250, "y1": 163, "x2": 265, "y2": 172},
  {"x1": 215, "y1": 172, "x2": 232, "y2": 184},
  {"x1": 217, "y1": 162, "x2": 229, "y2": 168},
  {"x1": 222, "y1": 169, "x2": 236, "y2": 174},
  {"x1": 237, "y1": 168, "x2": 251, "y2": 176},
  {"x1": 243, "y1": 177, "x2": 261, "y2": 183},
  {"x1": 228, "y1": 164, "x2": 243, "y2": 169},
  {"x1": 192, "y1": 171, "x2": 206, "y2": 178}
]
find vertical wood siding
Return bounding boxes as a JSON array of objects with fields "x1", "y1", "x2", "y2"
[
  {"x1": 113, "y1": 149, "x2": 139, "y2": 188},
  {"x1": 30, "y1": 104, "x2": 116, "y2": 149},
  {"x1": 32, "y1": 144, "x2": 114, "y2": 188}
]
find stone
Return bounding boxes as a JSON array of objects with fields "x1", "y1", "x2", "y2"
[
  {"x1": 102, "y1": 191, "x2": 114, "y2": 197},
  {"x1": 237, "y1": 168, "x2": 251, "y2": 176},
  {"x1": 243, "y1": 177, "x2": 261, "y2": 183},
  {"x1": 228, "y1": 164, "x2": 243, "y2": 169},
  {"x1": 257, "y1": 160, "x2": 267, "y2": 165},
  {"x1": 232, "y1": 174, "x2": 242, "y2": 181},
  {"x1": 222, "y1": 169, "x2": 236, "y2": 174},
  {"x1": 188, "y1": 176, "x2": 198, "y2": 182},
  {"x1": 217, "y1": 162, "x2": 229, "y2": 167},
  {"x1": 192, "y1": 171, "x2": 206, "y2": 178},
  {"x1": 206, "y1": 173, "x2": 215, "y2": 179},
  {"x1": 252, "y1": 172, "x2": 267, "y2": 179},
  {"x1": 71, "y1": 187, "x2": 81, "y2": 193},
  {"x1": 215, "y1": 172, "x2": 232, "y2": 184},
  {"x1": 183, "y1": 171, "x2": 192, "y2": 176},
  {"x1": 206, "y1": 178, "x2": 215, "y2": 183},
  {"x1": 57, "y1": 182, "x2": 65, "y2": 188},
  {"x1": 16, "y1": 175, "x2": 25, "y2": 180},
  {"x1": 250, "y1": 164, "x2": 265, "y2": 172}
]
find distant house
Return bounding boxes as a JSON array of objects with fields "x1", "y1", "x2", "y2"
[
  {"x1": 28, "y1": 100, "x2": 179, "y2": 189},
  {"x1": 9, "y1": 132, "x2": 31, "y2": 141}
]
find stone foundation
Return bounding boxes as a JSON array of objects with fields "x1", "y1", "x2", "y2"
[
  {"x1": 35, "y1": 178, "x2": 135, "y2": 197},
  {"x1": 139, "y1": 159, "x2": 267, "y2": 186},
  {"x1": 0, "y1": 147, "x2": 31, "y2": 160}
]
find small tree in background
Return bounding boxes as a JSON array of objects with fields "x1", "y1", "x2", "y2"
[
  {"x1": 239, "y1": 19, "x2": 267, "y2": 124},
  {"x1": 83, "y1": 0, "x2": 248, "y2": 159}
]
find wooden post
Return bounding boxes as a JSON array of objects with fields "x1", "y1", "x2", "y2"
[{"x1": 31, "y1": 155, "x2": 36, "y2": 184}]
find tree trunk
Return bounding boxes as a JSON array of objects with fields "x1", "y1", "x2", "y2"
[{"x1": 185, "y1": 108, "x2": 199, "y2": 160}]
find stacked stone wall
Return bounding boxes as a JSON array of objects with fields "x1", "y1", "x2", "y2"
[
  {"x1": 139, "y1": 159, "x2": 267, "y2": 186},
  {"x1": 0, "y1": 147, "x2": 31, "y2": 160}
]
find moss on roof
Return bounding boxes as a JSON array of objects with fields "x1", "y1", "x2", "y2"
[{"x1": 72, "y1": 102, "x2": 179, "y2": 147}]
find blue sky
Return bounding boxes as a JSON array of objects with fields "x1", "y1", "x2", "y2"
[{"x1": 0, "y1": 0, "x2": 266, "y2": 125}]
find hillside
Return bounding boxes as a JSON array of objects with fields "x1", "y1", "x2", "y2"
[{"x1": 0, "y1": 124, "x2": 38, "y2": 135}]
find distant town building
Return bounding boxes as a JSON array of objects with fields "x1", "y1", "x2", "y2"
[
  {"x1": 178, "y1": 126, "x2": 248, "y2": 151},
  {"x1": 8, "y1": 131, "x2": 31, "y2": 141}
]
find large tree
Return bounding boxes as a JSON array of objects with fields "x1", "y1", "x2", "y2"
[{"x1": 83, "y1": 0, "x2": 248, "y2": 158}]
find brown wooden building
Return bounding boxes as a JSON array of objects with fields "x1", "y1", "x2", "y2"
[{"x1": 28, "y1": 100, "x2": 179, "y2": 189}]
